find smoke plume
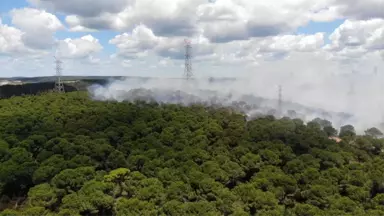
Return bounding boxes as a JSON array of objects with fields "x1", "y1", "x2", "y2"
[{"x1": 89, "y1": 67, "x2": 384, "y2": 134}]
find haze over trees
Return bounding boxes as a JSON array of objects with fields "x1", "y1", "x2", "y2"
[{"x1": 0, "y1": 92, "x2": 384, "y2": 215}]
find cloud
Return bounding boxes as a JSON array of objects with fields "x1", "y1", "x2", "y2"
[
  {"x1": 110, "y1": 24, "x2": 214, "y2": 60},
  {"x1": 60, "y1": 0, "x2": 381, "y2": 42},
  {"x1": 109, "y1": 25, "x2": 159, "y2": 59},
  {"x1": 333, "y1": 0, "x2": 384, "y2": 20},
  {"x1": 28, "y1": 0, "x2": 130, "y2": 17},
  {"x1": 57, "y1": 35, "x2": 103, "y2": 59},
  {"x1": 0, "y1": 18, "x2": 26, "y2": 55},
  {"x1": 325, "y1": 19, "x2": 384, "y2": 62},
  {"x1": 210, "y1": 32, "x2": 325, "y2": 64},
  {"x1": 29, "y1": 0, "x2": 340, "y2": 41},
  {"x1": 61, "y1": 0, "x2": 204, "y2": 34},
  {"x1": 115, "y1": 0, "x2": 203, "y2": 36},
  {"x1": 6, "y1": 1, "x2": 381, "y2": 72},
  {"x1": 155, "y1": 36, "x2": 214, "y2": 60},
  {"x1": 27, "y1": 0, "x2": 384, "y2": 42},
  {"x1": 110, "y1": 22, "x2": 326, "y2": 65},
  {"x1": 0, "y1": 18, "x2": 49, "y2": 58},
  {"x1": 197, "y1": 0, "x2": 326, "y2": 42},
  {"x1": 258, "y1": 33, "x2": 325, "y2": 55},
  {"x1": 1, "y1": 13, "x2": 102, "y2": 62},
  {"x1": 10, "y1": 8, "x2": 63, "y2": 50}
]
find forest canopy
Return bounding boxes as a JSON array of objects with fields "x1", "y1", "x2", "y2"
[{"x1": 0, "y1": 92, "x2": 384, "y2": 216}]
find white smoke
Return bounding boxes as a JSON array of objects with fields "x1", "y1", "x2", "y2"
[
  {"x1": 88, "y1": 66, "x2": 384, "y2": 134},
  {"x1": 0, "y1": 80, "x2": 10, "y2": 86}
]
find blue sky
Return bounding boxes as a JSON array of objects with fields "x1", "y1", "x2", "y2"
[
  {"x1": 0, "y1": 0, "x2": 117, "y2": 56},
  {"x1": 0, "y1": 0, "x2": 345, "y2": 56},
  {"x1": 297, "y1": 20, "x2": 346, "y2": 35},
  {"x1": 0, "y1": 0, "x2": 25, "y2": 23},
  {"x1": 0, "y1": 0, "x2": 26, "y2": 12},
  {"x1": 0, "y1": 0, "x2": 383, "y2": 78},
  {"x1": 297, "y1": 19, "x2": 346, "y2": 42}
]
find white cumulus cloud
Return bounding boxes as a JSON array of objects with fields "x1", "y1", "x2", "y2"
[
  {"x1": 10, "y1": 8, "x2": 63, "y2": 50},
  {"x1": 0, "y1": 0, "x2": 380, "y2": 81},
  {"x1": 110, "y1": 24, "x2": 214, "y2": 60},
  {"x1": 29, "y1": 0, "x2": 342, "y2": 40},
  {"x1": 333, "y1": 0, "x2": 384, "y2": 20},
  {"x1": 57, "y1": 35, "x2": 103, "y2": 59},
  {"x1": 28, "y1": 0, "x2": 130, "y2": 17},
  {"x1": 0, "y1": 18, "x2": 26, "y2": 55},
  {"x1": 325, "y1": 19, "x2": 384, "y2": 62}
]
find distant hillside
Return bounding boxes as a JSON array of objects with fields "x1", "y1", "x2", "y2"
[
  {"x1": 0, "y1": 76, "x2": 125, "y2": 83},
  {"x1": 0, "y1": 76, "x2": 240, "y2": 99},
  {"x1": 0, "y1": 76, "x2": 237, "y2": 84},
  {"x1": 0, "y1": 82, "x2": 78, "y2": 99},
  {"x1": 0, "y1": 76, "x2": 129, "y2": 99}
]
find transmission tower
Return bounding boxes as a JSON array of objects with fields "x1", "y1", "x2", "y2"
[
  {"x1": 277, "y1": 85, "x2": 283, "y2": 116},
  {"x1": 54, "y1": 56, "x2": 65, "y2": 93},
  {"x1": 184, "y1": 39, "x2": 193, "y2": 80}
]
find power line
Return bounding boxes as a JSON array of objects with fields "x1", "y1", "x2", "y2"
[
  {"x1": 184, "y1": 39, "x2": 193, "y2": 80},
  {"x1": 54, "y1": 56, "x2": 65, "y2": 93}
]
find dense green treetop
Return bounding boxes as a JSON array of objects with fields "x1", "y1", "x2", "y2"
[{"x1": 0, "y1": 92, "x2": 384, "y2": 215}]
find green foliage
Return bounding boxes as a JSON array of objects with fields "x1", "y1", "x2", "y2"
[
  {"x1": 115, "y1": 198, "x2": 157, "y2": 216},
  {"x1": 365, "y1": 127, "x2": 383, "y2": 138},
  {"x1": 27, "y1": 183, "x2": 58, "y2": 208},
  {"x1": 0, "y1": 92, "x2": 384, "y2": 215},
  {"x1": 51, "y1": 166, "x2": 96, "y2": 193},
  {"x1": 340, "y1": 125, "x2": 356, "y2": 138},
  {"x1": 60, "y1": 180, "x2": 114, "y2": 215}
]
